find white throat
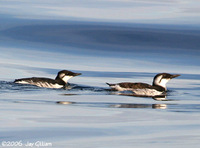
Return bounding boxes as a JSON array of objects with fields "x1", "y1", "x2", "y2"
[
  {"x1": 62, "y1": 76, "x2": 73, "y2": 83},
  {"x1": 154, "y1": 75, "x2": 170, "y2": 89},
  {"x1": 159, "y1": 79, "x2": 170, "y2": 88}
]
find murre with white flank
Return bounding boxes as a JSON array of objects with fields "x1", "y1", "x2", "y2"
[
  {"x1": 14, "y1": 70, "x2": 81, "y2": 89},
  {"x1": 106, "y1": 73, "x2": 180, "y2": 96}
]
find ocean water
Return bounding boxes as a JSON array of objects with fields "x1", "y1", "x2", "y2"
[{"x1": 1, "y1": 1, "x2": 200, "y2": 148}]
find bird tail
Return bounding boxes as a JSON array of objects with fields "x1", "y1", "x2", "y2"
[{"x1": 106, "y1": 82, "x2": 114, "y2": 86}]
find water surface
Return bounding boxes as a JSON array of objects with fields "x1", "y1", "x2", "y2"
[{"x1": 0, "y1": 1, "x2": 200, "y2": 148}]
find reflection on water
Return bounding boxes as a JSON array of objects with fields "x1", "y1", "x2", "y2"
[
  {"x1": 55, "y1": 101, "x2": 168, "y2": 109},
  {"x1": 56, "y1": 101, "x2": 75, "y2": 105},
  {"x1": 152, "y1": 96, "x2": 174, "y2": 101},
  {"x1": 109, "y1": 91, "x2": 170, "y2": 101},
  {"x1": 61, "y1": 94, "x2": 78, "y2": 96},
  {"x1": 109, "y1": 103, "x2": 167, "y2": 109}
]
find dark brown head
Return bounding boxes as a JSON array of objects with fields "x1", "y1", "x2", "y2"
[
  {"x1": 153, "y1": 73, "x2": 180, "y2": 90},
  {"x1": 56, "y1": 70, "x2": 81, "y2": 83}
]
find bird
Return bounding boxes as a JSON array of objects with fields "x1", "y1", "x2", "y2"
[
  {"x1": 106, "y1": 73, "x2": 180, "y2": 96},
  {"x1": 14, "y1": 70, "x2": 81, "y2": 89}
]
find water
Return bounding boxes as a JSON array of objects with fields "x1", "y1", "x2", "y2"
[{"x1": 1, "y1": 1, "x2": 200, "y2": 148}]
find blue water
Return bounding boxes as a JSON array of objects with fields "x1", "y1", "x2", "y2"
[{"x1": 1, "y1": 1, "x2": 200, "y2": 148}]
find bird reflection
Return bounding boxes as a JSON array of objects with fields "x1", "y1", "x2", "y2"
[
  {"x1": 56, "y1": 101, "x2": 168, "y2": 109},
  {"x1": 152, "y1": 95, "x2": 168, "y2": 101},
  {"x1": 109, "y1": 103, "x2": 167, "y2": 109},
  {"x1": 111, "y1": 91, "x2": 170, "y2": 101}
]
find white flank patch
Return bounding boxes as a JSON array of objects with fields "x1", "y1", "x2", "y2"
[
  {"x1": 15, "y1": 80, "x2": 63, "y2": 88},
  {"x1": 132, "y1": 89, "x2": 163, "y2": 96},
  {"x1": 15, "y1": 81, "x2": 29, "y2": 84},
  {"x1": 35, "y1": 82, "x2": 63, "y2": 88},
  {"x1": 110, "y1": 84, "x2": 163, "y2": 96},
  {"x1": 49, "y1": 83, "x2": 63, "y2": 88},
  {"x1": 110, "y1": 84, "x2": 127, "y2": 91}
]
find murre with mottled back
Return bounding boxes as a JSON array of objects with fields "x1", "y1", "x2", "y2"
[
  {"x1": 106, "y1": 73, "x2": 180, "y2": 96},
  {"x1": 14, "y1": 70, "x2": 81, "y2": 88}
]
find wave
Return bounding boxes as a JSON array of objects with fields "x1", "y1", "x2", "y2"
[{"x1": 1, "y1": 22, "x2": 200, "y2": 52}]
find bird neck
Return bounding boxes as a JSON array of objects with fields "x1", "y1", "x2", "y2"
[
  {"x1": 55, "y1": 76, "x2": 67, "y2": 85},
  {"x1": 153, "y1": 78, "x2": 170, "y2": 91},
  {"x1": 153, "y1": 82, "x2": 167, "y2": 91}
]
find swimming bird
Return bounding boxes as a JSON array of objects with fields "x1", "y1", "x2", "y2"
[
  {"x1": 14, "y1": 70, "x2": 81, "y2": 89},
  {"x1": 106, "y1": 73, "x2": 180, "y2": 96}
]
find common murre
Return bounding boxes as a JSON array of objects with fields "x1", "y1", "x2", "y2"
[
  {"x1": 106, "y1": 73, "x2": 180, "y2": 96},
  {"x1": 14, "y1": 70, "x2": 81, "y2": 89}
]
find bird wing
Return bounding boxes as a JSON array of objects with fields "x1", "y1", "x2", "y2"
[
  {"x1": 118, "y1": 82, "x2": 153, "y2": 89},
  {"x1": 14, "y1": 77, "x2": 55, "y2": 84}
]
